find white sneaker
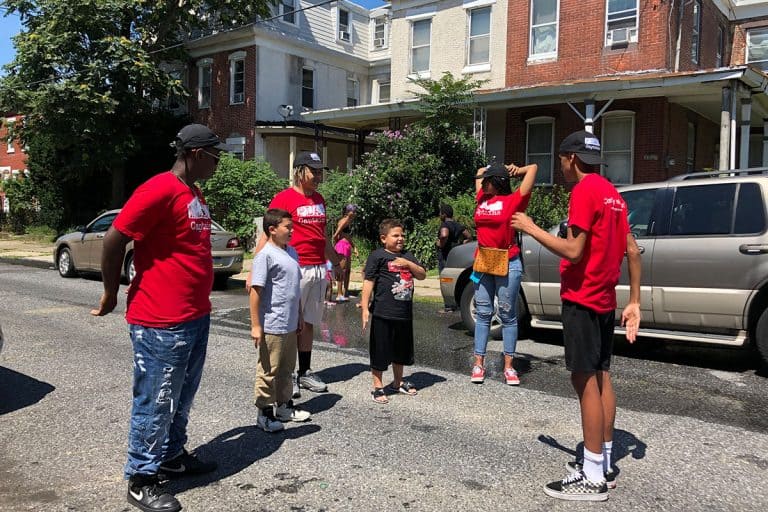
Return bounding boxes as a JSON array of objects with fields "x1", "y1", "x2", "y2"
[
  {"x1": 257, "y1": 408, "x2": 284, "y2": 433},
  {"x1": 274, "y1": 401, "x2": 311, "y2": 422}
]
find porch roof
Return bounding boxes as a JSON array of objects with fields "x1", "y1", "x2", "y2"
[{"x1": 301, "y1": 66, "x2": 768, "y2": 130}]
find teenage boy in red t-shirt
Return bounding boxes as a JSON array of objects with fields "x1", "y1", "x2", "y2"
[
  {"x1": 512, "y1": 130, "x2": 641, "y2": 502},
  {"x1": 252, "y1": 152, "x2": 343, "y2": 396},
  {"x1": 91, "y1": 124, "x2": 225, "y2": 512}
]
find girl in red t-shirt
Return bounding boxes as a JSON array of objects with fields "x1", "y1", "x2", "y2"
[{"x1": 470, "y1": 161, "x2": 538, "y2": 386}]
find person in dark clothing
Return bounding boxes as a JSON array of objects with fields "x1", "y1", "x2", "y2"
[{"x1": 437, "y1": 204, "x2": 471, "y2": 312}]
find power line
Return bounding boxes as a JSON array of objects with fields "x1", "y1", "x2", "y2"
[{"x1": 3, "y1": 0, "x2": 339, "y2": 89}]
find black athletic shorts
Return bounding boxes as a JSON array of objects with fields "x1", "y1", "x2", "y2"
[
  {"x1": 561, "y1": 300, "x2": 615, "y2": 372},
  {"x1": 369, "y1": 315, "x2": 414, "y2": 371}
]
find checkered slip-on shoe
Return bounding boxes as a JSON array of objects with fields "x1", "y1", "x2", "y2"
[{"x1": 544, "y1": 470, "x2": 608, "y2": 501}]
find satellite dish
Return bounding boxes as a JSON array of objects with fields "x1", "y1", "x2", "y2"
[{"x1": 278, "y1": 104, "x2": 294, "y2": 121}]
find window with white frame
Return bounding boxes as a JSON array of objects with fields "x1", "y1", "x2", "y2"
[
  {"x1": 605, "y1": 0, "x2": 638, "y2": 47},
  {"x1": 197, "y1": 59, "x2": 212, "y2": 109},
  {"x1": 346, "y1": 78, "x2": 359, "y2": 107},
  {"x1": 526, "y1": 117, "x2": 554, "y2": 185},
  {"x1": 687, "y1": 122, "x2": 696, "y2": 172},
  {"x1": 378, "y1": 81, "x2": 390, "y2": 103},
  {"x1": 5, "y1": 118, "x2": 14, "y2": 154},
  {"x1": 530, "y1": 0, "x2": 558, "y2": 59},
  {"x1": 467, "y1": 7, "x2": 491, "y2": 66},
  {"x1": 227, "y1": 136, "x2": 246, "y2": 161},
  {"x1": 411, "y1": 19, "x2": 431, "y2": 74},
  {"x1": 373, "y1": 16, "x2": 387, "y2": 49},
  {"x1": 601, "y1": 112, "x2": 635, "y2": 184},
  {"x1": 716, "y1": 26, "x2": 724, "y2": 67},
  {"x1": 279, "y1": 0, "x2": 297, "y2": 25},
  {"x1": 747, "y1": 27, "x2": 768, "y2": 69},
  {"x1": 229, "y1": 52, "x2": 245, "y2": 105},
  {"x1": 301, "y1": 67, "x2": 314, "y2": 109},
  {"x1": 692, "y1": 0, "x2": 701, "y2": 64},
  {"x1": 338, "y1": 8, "x2": 351, "y2": 42}
]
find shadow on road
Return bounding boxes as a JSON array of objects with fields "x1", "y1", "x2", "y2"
[
  {"x1": 406, "y1": 371, "x2": 447, "y2": 391},
  {"x1": 314, "y1": 363, "x2": 368, "y2": 385},
  {"x1": 0, "y1": 366, "x2": 56, "y2": 415},
  {"x1": 298, "y1": 393, "x2": 343, "y2": 415},
  {"x1": 538, "y1": 429, "x2": 647, "y2": 472},
  {"x1": 169, "y1": 423, "x2": 322, "y2": 493}
]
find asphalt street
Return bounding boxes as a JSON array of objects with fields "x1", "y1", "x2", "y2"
[{"x1": 1, "y1": 261, "x2": 767, "y2": 511}]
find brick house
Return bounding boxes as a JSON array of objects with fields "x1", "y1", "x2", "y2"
[
  {"x1": 184, "y1": 0, "x2": 392, "y2": 178},
  {"x1": 305, "y1": 0, "x2": 768, "y2": 185},
  {"x1": 0, "y1": 114, "x2": 27, "y2": 213}
]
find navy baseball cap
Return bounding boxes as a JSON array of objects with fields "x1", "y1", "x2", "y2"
[
  {"x1": 477, "y1": 162, "x2": 509, "y2": 180},
  {"x1": 294, "y1": 151, "x2": 325, "y2": 169},
  {"x1": 559, "y1": 130, "x2": 605, "y2": 166}
]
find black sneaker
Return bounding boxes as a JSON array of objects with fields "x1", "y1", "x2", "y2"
[
  {"x1": 127, "y1": 475, "x2": 181, "y2": 512},
  {"x1": 543, "y1": 470, "x2": 608, "y2": 501},
  {"x1": 158, "y1": 449, "x2": 217, "y2": 478},
  {"x1": 566, "y1": 460, "x2": 617, "y2": 489}
]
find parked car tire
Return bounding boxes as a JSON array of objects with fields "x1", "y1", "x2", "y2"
[
  {"x1": 213, "y1": 274, "x2": 231, "y2": 290},
  {"x1": 57, "y1": 247, "x2": 77, "y2": 278},
  {"x1": 124, "y1": 253, "x2": 135, "y2": 283},
  {"x1": 755, "y1": 308, "x2": 768, "y2": 366}
]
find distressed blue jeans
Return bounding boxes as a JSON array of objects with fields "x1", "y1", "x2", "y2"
[
  {"x1": 125, "y1": 315, "x2": 210, "y2": 478},
  {"x1": 473, "y1": 257, "x2": 523, "y2": 357}
]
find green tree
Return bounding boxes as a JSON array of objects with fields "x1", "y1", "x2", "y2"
[
  {"x1": 408, "y1": 72, "x2": 487, "y2": 132},
  {"x1": 200, "y1": 154, "x2": 286, "y2": 247},
  {"x1": 3, "y1": 176, "x2": 37, "y2": 234},
  {"x1": 0, "y1": 0, "x2": 273, "y2": 226}
]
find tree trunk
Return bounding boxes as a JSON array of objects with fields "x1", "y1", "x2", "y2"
[{"x1": 111, "y1": 165, "x2": 125, "y2": 208}]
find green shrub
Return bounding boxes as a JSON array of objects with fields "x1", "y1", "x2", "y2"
[
  {"x1": 25, "y1": 224, "x2": 57, "y2": 242},
  {"x1": 526, "y1": 185, "x2": 571, "y2": 230},
  {"x1": 4, "y1": 178, "x2": 38, "y2": 234},
  {"x1": 406, "y1": 217, "x2": 441, "y2": 270},
  {"x1": 201, "y1": 155, "x2": 286, "y2": 246}
]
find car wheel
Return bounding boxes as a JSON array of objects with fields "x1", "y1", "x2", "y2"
[
  {"x1": 124, "y1": 253, "x2": 135, "y2": 283},
  {"x1": 213, "y1": 274, "x2": 230, "y2": 290},
  {"x1": 459, "y1": 283, "x2": 502, "y2": 340},
  {"x1": 57, "y1": 248, "x2": 77, "y2": 277},
  {"x1": 755, "y1": 308, "x2": 768, "y2": 368}
]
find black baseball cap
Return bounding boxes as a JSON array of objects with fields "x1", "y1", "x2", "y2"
[
  {"x1": 477, "y1": 162, "x2": 509, "y2": 180},
  {"x1": 559, "y1": 130, "x2": 605, "y2": 166},
  {"x1": 294, "y1": 151, "x2": 325, "y2": 169},
  {"x1": 173, "y1": 124, "x2": 228, "y2": 151}
]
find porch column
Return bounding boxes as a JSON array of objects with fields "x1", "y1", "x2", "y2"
[
  {"x1": 288, "y1": 135, "x2": 297, "y2": 186},
  {"x1": 719, "y1": 86, "x2": 731, "y2": 170},
  {"x1": 322, "y1": 144, "x2": 329, "y2": 171},
  {"x1": 473, "y1": 107, "x2": 487, "y2": 155},
  {"x1": 584, "y1": 100, "x2": 595, "y2": 133},
  {"x1": 740, "y1": 96, "x2": 752, "y2": 169},
  {"x1": 763, "y1": 121, "x2": 768, "y2": 167},
  {"x1": 730, "y1": 83, "x2": 739, "y2": 169}
]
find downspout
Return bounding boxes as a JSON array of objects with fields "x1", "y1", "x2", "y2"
[{"x1": 673, "y1": 0, "x2": 685, "y2": 72}]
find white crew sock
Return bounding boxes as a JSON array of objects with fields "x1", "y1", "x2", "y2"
[
  {"x1": 582, "y1": 447, "x2": 605, "y2": 483},
  {"x1": 602, "y1": 440, "x2": 613, "y2": 472}
]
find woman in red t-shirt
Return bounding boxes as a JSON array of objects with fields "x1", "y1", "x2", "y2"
[{"x1": 471, "y1": 161, "x2": 538, "y2": 386}]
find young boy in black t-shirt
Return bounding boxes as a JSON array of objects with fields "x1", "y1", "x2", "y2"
[{"x1": 361, "y1": 219, "x2": 427, "y2": 404}]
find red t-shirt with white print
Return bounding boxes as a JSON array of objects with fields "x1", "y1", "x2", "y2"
[
  {"x1": 560, "y1": 173, "x2": 630, "y2": 313},
  {"x1": 474, "y1": 189, "x2": 530, "y2": 259},
  {"x1": 269, "y1": 188, "x2": 327, "y2": 266},
  {"x1": 113, "y1": 171, "x2": 213, "y2": 327}
]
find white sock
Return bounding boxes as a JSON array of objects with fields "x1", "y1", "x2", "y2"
[
  {"x1": 602, "y1": 441, "x2": 613, "y2": 472},
  {"x1": 582, "y1": 447, "x2": 604, "y2": 483}
]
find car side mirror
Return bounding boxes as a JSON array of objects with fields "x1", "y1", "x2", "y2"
[
  {"x1": 558, "y1": 221, "x2": 568, "y2": 239},
  {"x1": 75, "y1": 225, "x2": 86, "y2": 233}
]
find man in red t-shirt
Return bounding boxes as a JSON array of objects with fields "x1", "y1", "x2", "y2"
[
  {"x1": 252, "y1": 152, "x2": 343, "y2": 397},
  {"x1": 91, "y1": 124, "x2": 225, "y2": 512},
  {"x1": 512, "y1": 130, "x2": 641, "y2": 502}
]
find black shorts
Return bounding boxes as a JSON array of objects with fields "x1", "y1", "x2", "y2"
[
  {"x1": 561, "y1": 300, "x2": 615, "y2": 373},
  {"x1": 369, "y1": 316, "x2": 414, "y2": 371}
]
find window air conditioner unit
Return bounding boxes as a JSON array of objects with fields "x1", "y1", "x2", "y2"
[
  {"x1": 608, "y1": 28, "x2": 629, "y2": 45},
  {"x1": 233, "y1": 92, "x2": 244, "y2": 103},
  {"x1": 374, "y1": 37, "x2": 385, "y2": 48},
  {"x1": 339, "y1": 30, "x2": 350, "y2": 42}
]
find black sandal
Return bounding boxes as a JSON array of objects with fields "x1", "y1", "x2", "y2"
[
  {"x1": 389, "y1": 381, "x2": 418, "y2": 396},
  {"x1": 371, "y1": 387, "x2": 389, "y2": 404}
]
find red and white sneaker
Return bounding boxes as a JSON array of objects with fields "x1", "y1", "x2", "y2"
[
  {"x1": 504, "y1": 368, "x2": 520, "y2": 386},
  {"x1": 470, "y1": 365, "x2": 485, "y2": 383}
]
